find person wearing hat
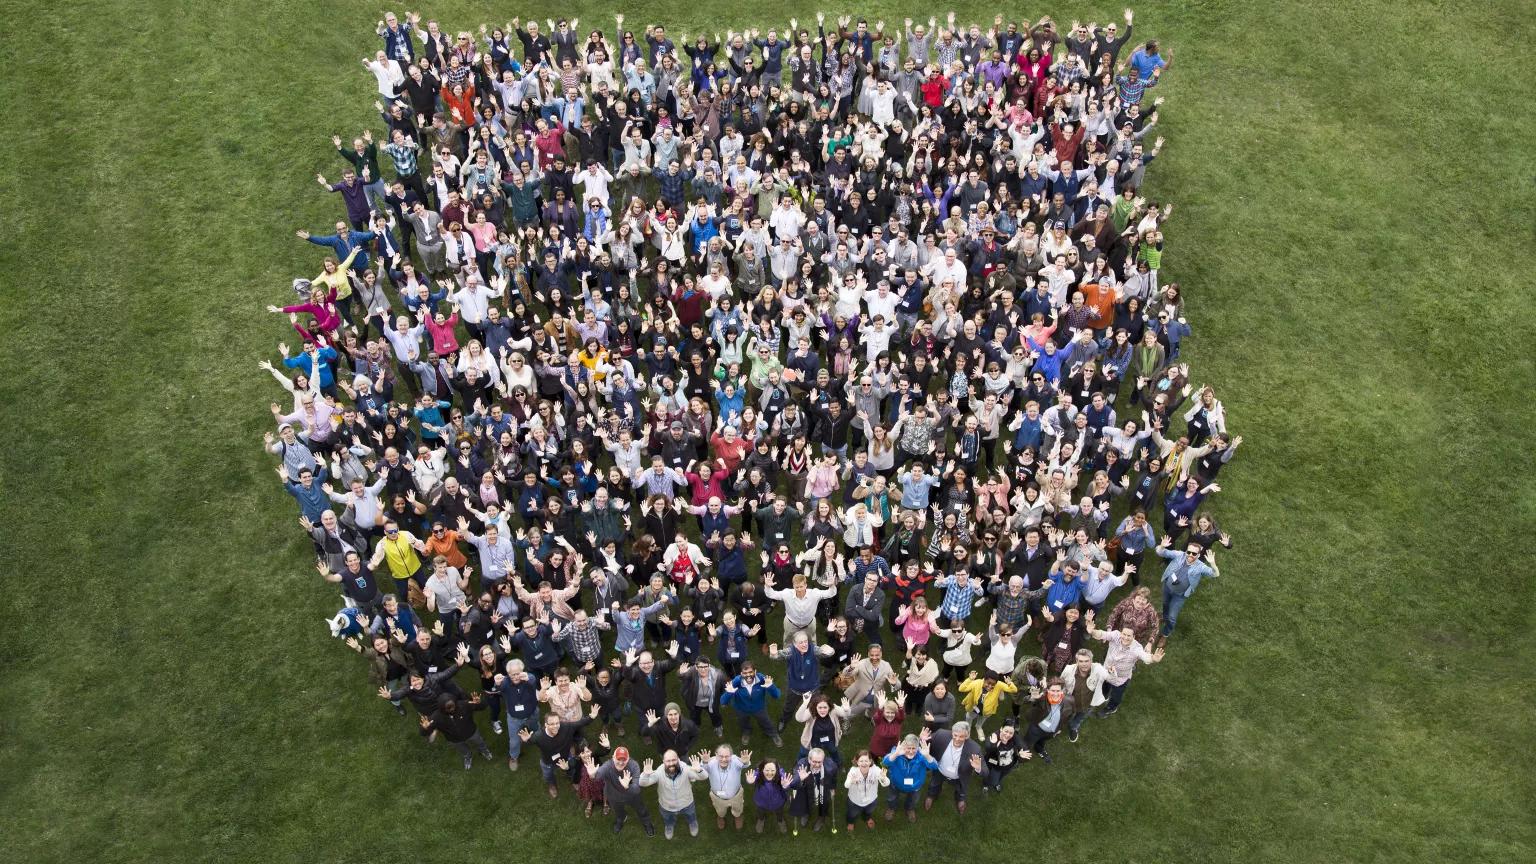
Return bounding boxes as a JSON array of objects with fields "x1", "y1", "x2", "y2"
[
  {"x1": 596, "y1": 745, "x2": 655, "y2": 835},
  {"x1": 643, "y1": 702, "x2": 699, "y2": 756}
]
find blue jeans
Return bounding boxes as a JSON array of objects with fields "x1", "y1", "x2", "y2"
[
  {"x1": 1101, "y1": 680, "x2": 1130, "y2": 713},
  {"x1": 661, "y1": 802, "x2": 698, "y2": 832},
  {"x1": 505, "y1": 713, "x2": 536, "y2": 760},
  {"x1": 540, "y1": 756, "x2": 579, "y2": 786},
  {"x1": 886, "y1": 787, "x2": 921, "y2": 811},
  {"x1": 1161, "y1": 585, "x2": 1189, "y2": 635}
]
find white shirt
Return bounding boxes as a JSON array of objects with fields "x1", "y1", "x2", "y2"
[
  {"x1": 938, "y1": 742, "x2": 964, "y2": 780},
  {"x1": 843, "y1": 765, "x2": 890, "y2": 807}
]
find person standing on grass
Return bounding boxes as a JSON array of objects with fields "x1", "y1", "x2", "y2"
[
  {"x1": 767, "y1": 631, "x2": 833, "y2": 734},
  {"x1": 1155, "y1": 534, "x2": 1216, "y2": 636},
  {"x1": 923, "y1": 720, "x2": 985, "y2": 813},
  {"x1": 1020, "y1": 678, "x2": 1067, "y2": 764},
  {"x1": 638, "y1": 749, "x2": 708, "y2": 839},
  {"x1": 521, "y1": 703, "x2": 601, "y2": 799},
  {"x1": 1060, "y1": 648, "x2": 1109, "y2": 742},
  {"x1": 702, "y1": 743, "x2": 750, "y2": 831},
  {"x1": 1088, "y1": 620, "x2": 1166, "y2": 717},
  {"x1": 842, "y1": 750, "x2": 889, "y2": 832},
  {"x1": 418, "y1": 694, "x2": 494, "y2": 769},
  {"x1": 720, "y1": 661, "x2": 783, "y2": 747},
  {"x1": 597, "y1": 745, "x2": 656, "y2": 835}
]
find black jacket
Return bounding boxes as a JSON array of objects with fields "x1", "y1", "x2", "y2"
[{"x1": 421, "y1": 699, "x2": 487, "y2": 742}]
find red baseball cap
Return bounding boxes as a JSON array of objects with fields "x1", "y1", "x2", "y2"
[{"x1": 614, "y1": 747, "x2": 630, "y2": 760}]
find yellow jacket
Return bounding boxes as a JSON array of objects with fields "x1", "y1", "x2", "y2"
[{"x1": 958, "y1": 676, "x2": 1018, "y2": 717}]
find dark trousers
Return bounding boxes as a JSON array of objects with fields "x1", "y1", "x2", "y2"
[
  {"x1": 1024, "y1": 723, "x2": 1057, "y2": 757},
  {"x1": 1101, "y1": 679, "x2": 1130, "y2": 713},
  {"x1": 925, "y1": 772, "x2": 968, "y2": 804},
  {"x1": 611, "y1": 797, "x2": 653, "y2": 829},
  {"x1": 689, "y1": 702, "x2": 723, "y2": 730}
]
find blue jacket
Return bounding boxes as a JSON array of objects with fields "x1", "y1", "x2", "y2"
[
  {"x1": 308, "y1": 230, "x2": 377, "y2": 273},
  {"x1": 780, "y1": 644, "x2": 821, "y2": 694},
  {"x1": 722, "y1": 673, "x2": 780, "y2": 714},
  {"x1": 283, "y1": 346, "x2": 338, "y2": 389},
  {"x1": 1043, "y1": 575, "x2": 1084, "y2": 614},
  {"x1": 882, "y1": 750, "x2": 939, "y2": 792},
  {"x1": 1032, "y1": 347, "x2": 1066, "y2": 383}
]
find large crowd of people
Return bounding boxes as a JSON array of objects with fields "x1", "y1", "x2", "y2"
[{"x1": 267, "y1": 6, "x2": 1243, "y2": 838}]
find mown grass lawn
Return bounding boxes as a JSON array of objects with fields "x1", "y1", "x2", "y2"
[{"x1": 2, "y1": 1, "x2": 1533, "y2": 862}]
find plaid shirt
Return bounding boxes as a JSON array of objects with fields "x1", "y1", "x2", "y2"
[
  {"x1": 988, "y1": 583, "x2": 1045, "y2": 630},
  {"x1": 556, "y1": 619, "x2": 610, "y2": 664},
  {"x1": 1115, "y1": 74, "x2": 1153, "y2": 105},
  {"x1": 383, "y1": 139, "x2": 420, "y2": 175},
  {"x1": 936, "y1": 573, "x2": 984, "y2": 621}
]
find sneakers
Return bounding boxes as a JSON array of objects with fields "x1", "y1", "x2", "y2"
[
  {"x1": 1039, "y1": 753, "x2": 1053, "y2": 765},
  {"x1": 776, "y1": 721, "x2": 787, "y2": 733},
  {"x1": 507, "y1": 758, "x2": 519, "y2": 771},
  {"x1": 612, "y1": 819, "x2": 625, "y2": 834},
  {"x1": 1068, "y1": 728, "x2": 1080, "y2": 743},
  {"x1": 755, "y1": 817, "x2": 765, "y2": 833},
  {"x1": 770, "y1": 735, "x2": 783, "y2": 747},
  {"x1": 1101, "y1": 706, "x2": 1119, "y2": 717},
  {"x1": 812, "y1": 817, "x2": 824, "y2": 832},
  {"x1": 462, "y1": 756, "x2": 474, "y2": 770},
  {"x1": 689, "y1": 822, "x2": 699, "y2": 837},
  {"x1": 664, "y1": 825, "x2": 674, "y2": 840},
  {"x1": 643, "y1": 823, "x2": 655, "y2": 837},
  {"x1": 714, "y1": 726, "x2": 723, "y2": 737},
  {"x1": 492, "y1": 720, "x2": 504, "y2": 735},
  {"x1": 392, "y1": 702, "x2": 405, "y2": 716}
]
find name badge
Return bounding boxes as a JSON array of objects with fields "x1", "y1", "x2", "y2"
[{"x1": 514, "y1": 704, "x2": 526, "y2": 712}]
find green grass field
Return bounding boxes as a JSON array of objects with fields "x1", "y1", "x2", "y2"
[{"x1": 4, "y1": 1, "x2": 1534, "y2": 861}]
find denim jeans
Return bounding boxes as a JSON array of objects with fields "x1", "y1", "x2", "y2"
[
  {"x1": 1101, "y1": 680, "x2": 1131, "y2": 713},
  {"x1": 661, "y1": 802, "x2": 698, "y2": 832},
  {"x1": 1161, "y1": 585, "x2": 1189, "y2": 635},
  {"x1": 886, "y1": 787, "x2": 921, "y2": 811},
  {"x1": 505, "y1": 713, "x2": 536, "y2": 760}
]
